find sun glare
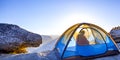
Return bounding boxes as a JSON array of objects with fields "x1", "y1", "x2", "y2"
[
  {"x1": 57, "y1": 13, "x2": 96, "y2": 35},
  {"x1": 62, "y1": 13, "x2": 96, "y2": 25}
]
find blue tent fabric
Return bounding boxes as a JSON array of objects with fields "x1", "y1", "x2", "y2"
[
  {"x1": 105, "y1": 36, "x2": 118, "y2": 50},
  {"x1": 57, "y1": 36, "x2": 119, "y2": 58},
  {"x1": 63, "y1": 44, "x2": 107, "y2": 58},
  {"x1": 56, "y1": 36, "x2": 65, "y2": 56}
]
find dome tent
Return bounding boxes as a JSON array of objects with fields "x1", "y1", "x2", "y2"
[{"x1": 55, "y1": 23, "x2": 120, "y2": 60}]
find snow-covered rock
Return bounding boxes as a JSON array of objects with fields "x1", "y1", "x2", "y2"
[
  {"x1": 0, "y1": 23, "x2": 42, "y2": 53},
  {"x1": 110, "y1": 26, "x2": 120, "y2": 43}
]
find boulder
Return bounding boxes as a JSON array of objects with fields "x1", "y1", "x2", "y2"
[
  {"x1": 0, "y1": 23, "x2": 42, "y2": 53},
  {"x1": 110, "y1": 26, "x2": 120, "y2": 43}
]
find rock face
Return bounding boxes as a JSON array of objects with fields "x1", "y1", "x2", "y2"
[
  {"x1": 110, "y1": 26, "x2": 120, "y2": 43},
  {"x1": 0, "y1": 23, "x2": 42, "y2": 53}
]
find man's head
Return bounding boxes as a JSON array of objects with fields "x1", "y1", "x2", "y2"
[{"x1": 79, "y1": 30, "x2": 85, "y2": 35}]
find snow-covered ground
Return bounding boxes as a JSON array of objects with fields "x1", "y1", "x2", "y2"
[{"x1": 27, "y1": 35, "x2": 58, "y2": 53}]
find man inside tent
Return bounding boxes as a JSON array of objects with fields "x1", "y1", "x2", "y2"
[{"x1": 76, "y1": 30, "x2": 89, "y2": 45}]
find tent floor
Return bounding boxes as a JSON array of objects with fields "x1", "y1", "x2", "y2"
[{"x1": 63, "y1": 50, "x2": 119, "y2": 60}]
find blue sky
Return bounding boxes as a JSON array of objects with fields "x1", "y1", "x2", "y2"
[{"x1": 0, "y1": 0, "x2": 120, "y2": 35}]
